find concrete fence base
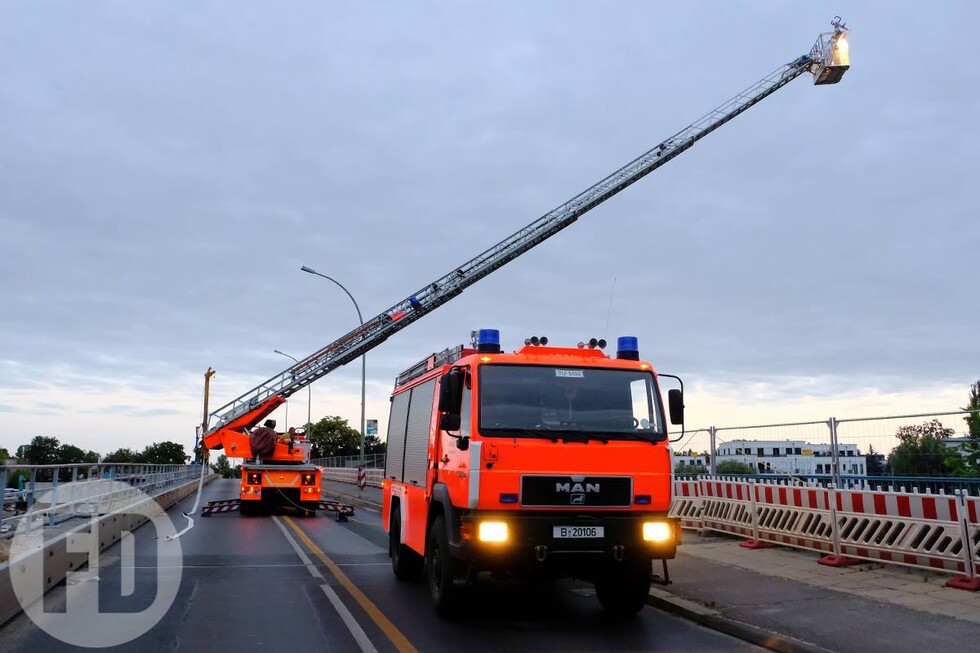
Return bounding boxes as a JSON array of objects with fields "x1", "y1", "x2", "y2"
[
  {"x1": 322, "y1": 467, "x2": 383, "y2": 488},
  {"x1": 0, "y1": 473, "x2": 216, "y2": 627}
]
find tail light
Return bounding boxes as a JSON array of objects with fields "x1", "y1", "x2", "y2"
[
  {"x1": 302, "y1": 473, "x2": 317, "y2": 486},
  {"x1": 246, "y1": 472, "x2": 261, "y2": 485}
]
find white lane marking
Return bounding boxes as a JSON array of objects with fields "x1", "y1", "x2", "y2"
[
  {"x1": 121, "y1": 531, "x2": 135, "y2": 597},
  {"x1": 273, "y1": 516, "x2": 379, "y2": 653}
]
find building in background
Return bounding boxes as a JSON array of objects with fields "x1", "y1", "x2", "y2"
[{"x1": 674, "y1": 439, "x2": 866, "y2": 476}]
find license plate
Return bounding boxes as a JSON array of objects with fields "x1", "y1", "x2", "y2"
[{"x1": 552, "y1": 525, "x2": 604, "y2": 539}]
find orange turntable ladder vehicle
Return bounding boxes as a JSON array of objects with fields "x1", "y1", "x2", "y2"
[
  {"x1": 199, "y1": 19, "x2": 849, "y2": 517},
  {"x1": 201, "y1": 401, "x2": 323, "y2": 516}
]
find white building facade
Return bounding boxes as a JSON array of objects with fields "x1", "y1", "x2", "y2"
[{"x1": 674, "y1": 439, "x2": 866, "y2": 476}]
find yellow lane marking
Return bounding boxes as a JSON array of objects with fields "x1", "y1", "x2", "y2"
[{"x1": 282, "y1": 516, "x2": 420, "y2": 653}]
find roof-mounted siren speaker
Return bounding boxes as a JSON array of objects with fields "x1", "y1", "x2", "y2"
[
  {"x1": 616, "y1": 336, "x2": 640, "y2": 361},
  {"x1": 477, "y1": 328, "x2": 501, "y2": 354},
  {"x1": 810, "y1": 16, "x2": 850, "y2": 85}
]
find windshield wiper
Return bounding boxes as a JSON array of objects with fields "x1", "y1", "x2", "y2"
[
  {"x1": 482, "y1": 427, "x2": 560, "y2": 442},
  {"x1": 601, "y1": 431, "x2": 665, "y2": 445},
  {"x1": 545, "y1": 429, "x2": 609, "y2": 444}
]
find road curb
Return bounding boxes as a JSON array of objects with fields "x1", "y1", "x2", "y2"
[{"x1": 646, "y1": 587, "x2": 833, "y2": 653}]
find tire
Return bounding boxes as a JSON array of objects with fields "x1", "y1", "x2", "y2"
[
  {"x1": 300, "y1": 502, "x2": 319, "y2": 517},
  {"x1": 390, "y1": 507, "x2": 424, "y2": 581},
  {"x1": 426, "y1": 515, "x2": 463, "y2": 617},
  {"x1": 594, "y1": 562, "x2": 652, "y2": 616},
  {"x1": 239, "y1": 501, "x2": 258, "y2": 516}
]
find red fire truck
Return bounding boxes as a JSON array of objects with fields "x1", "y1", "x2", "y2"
[{"x1": 382, "y1": 329, "x2": 683, "y2": 616}]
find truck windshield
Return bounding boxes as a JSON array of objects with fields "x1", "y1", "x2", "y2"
[{"x1": 478, "y1": 364, "x2": 666, "y2": 441}]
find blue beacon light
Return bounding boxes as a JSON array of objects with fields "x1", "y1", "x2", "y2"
[
  {"x1": 477, "y1": 328, "x2": 501, "y2": 354},
  {"x1": 616, "y1": 336, "x2": 639, "y2": 360}
]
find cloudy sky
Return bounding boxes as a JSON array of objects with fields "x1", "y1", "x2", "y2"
[{"x1": 1, "y1": 1, "x2": 978, "y2": 459}]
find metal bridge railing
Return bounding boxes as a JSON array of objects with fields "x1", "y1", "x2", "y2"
[
  {"x1": 310, "y1": 454, "x2": 386, "y2": 469},
  {"x1": 1, "y1": 463, "x2": 203, "y2": 534}
]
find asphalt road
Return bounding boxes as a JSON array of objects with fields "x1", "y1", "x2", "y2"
[{"x1": 1, "y1": 479, "x2": 765, "y2": 652}]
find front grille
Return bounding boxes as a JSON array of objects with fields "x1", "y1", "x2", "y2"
[{"x1": 520, "y1": 475, "x2": 632, "y2": 508}]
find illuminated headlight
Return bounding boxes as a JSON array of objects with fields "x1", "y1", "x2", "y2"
[
  {"x1": 477, "y1": 521, "x2": 509, "y2": 543},
  {"x1": 642, "y1": 521, "x2": 672, "y2": 543}
]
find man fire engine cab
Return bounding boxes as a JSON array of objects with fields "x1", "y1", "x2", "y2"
[{"x1": 383, "y1": 329, "x2": 682, "y2": 616}]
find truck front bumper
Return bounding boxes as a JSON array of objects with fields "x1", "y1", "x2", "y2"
[{"x1": 456, "y1": 511, "x2": 678, "y2": 575}]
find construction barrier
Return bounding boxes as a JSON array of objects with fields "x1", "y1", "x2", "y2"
[{"x1": 670, "y1": 477, "x2": 980, "y2": 590}]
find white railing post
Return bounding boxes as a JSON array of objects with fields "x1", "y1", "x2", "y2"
[
  {"x1": 828, "y1": 417, "x2": 841, "y2": 489},
  {"x1": 708, "y1": 426, "x2": 717, "y2": 475},
  {"x1": 956, "y1": 491, "x2": 976, "y2": 579},
  {"x1": 829, "y1": 484, "x2": 842, "y2": 557}
]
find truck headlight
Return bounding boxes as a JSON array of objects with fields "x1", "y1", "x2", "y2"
[
  {"x1": 642, "y1": 521, "x2": 672, "y2": 543},
  {"x1": 478, "y1": 521, "x2": 509, "y2": 543}
]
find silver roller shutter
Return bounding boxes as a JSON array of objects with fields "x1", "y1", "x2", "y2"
[
  {"x1": 384, "y1": 390, "x2": 410, "y2": 482},
  {"x1": 402, "y1": 379, "x2": 436, "y2": 486}
]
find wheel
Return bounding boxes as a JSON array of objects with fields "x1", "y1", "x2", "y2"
[
  {"x1": 426, "y1": 515, "x2": 463, "y2": 617},
  {"x1": 239, "y1": 501, "x2": 258, "y2": 516},
  {"x1": 594, "y1": 562, "x2": 652, "y2": 616},
  {"x1": 300, "y1": 502, "x2": 319, "y2": 517},
  {"x1": 390, "y1": 507, "x2": 424, "y2": 581}
]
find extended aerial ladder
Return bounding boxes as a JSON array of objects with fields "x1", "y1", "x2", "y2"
[{"x1": 202, "y1": 18, "x2": 850, "y2": 449}]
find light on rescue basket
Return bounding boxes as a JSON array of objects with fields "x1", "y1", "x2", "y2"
[
  {"x1": 616, "y1": 336, "x2": 639, "y2": 360},
  {"x1": 477, "y1": 328, "x2": 501, "y2": 354}
]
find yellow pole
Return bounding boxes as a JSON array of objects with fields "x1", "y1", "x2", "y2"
[{"x1": 199, "y1": 367, "x2": 215, "y2": 463}]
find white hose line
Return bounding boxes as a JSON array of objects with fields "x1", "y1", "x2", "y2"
[{"x1": 166, "y1": 460, "x2": 209, "y2": 541}]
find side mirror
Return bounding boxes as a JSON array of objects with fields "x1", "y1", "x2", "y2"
[
  {"x1": 668, "y1": 389, "x2": 684, "y2": 425},
  {"x1": 437, "y1": 368, "x2": 465, "y2": 414},
  {"x1": 439, "y1": 413, "x2": 461, "y2": 432}
]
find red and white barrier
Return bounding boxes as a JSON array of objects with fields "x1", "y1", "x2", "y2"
[
  {"x1": 671, "y1": 479, "x2": 703, "y2": 531},
  {"x1": 668, "y1": 477, "x2": 980, "y2": 591}
]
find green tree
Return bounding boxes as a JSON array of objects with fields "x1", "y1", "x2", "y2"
[
  {"x1": 865, "y1": 444, "x2": 885, "y2": 476},
  {"x1": 56, "y1": 444, "x2": 100, "y2": 465},
  {"x1": 211, "y1": 454, "x2": 233, "y2": 478},
  {"x1": 307, "y1": 416, "x2": 361, "y2": 458},
  {"x1": 963, "y1": 380, "x2": 980, "y2": 436},
  {"x1": 888, "y1": 419, "x2": 956, "y2": 476},
  {"x1": 715, "y1": 461, "x2": 755, "y2": 474},
  {"x1": 16, "y1": 436, "x2": 61, "y2": 465},
  {"x1": 364, "y1": 433, "x2": 386, "y2": 455},
  {"x1": 103, "y1": 448, "x2": 145, "y2": 464},
  {"x1": 960, "y1": 381, "x2": 980, "y2": 474},
  {"x1": 674, "y1": 463, "x2": 708, "y2": 475},
  {"x1": 53, "y1": 444, "x2": 100, "y2": 480},
  {"x1": 0, "y1": 447, "x2": 11, "y2": 462},
  {"x1": 142, "y1": 441, "x2": 189, "y2": 465}
]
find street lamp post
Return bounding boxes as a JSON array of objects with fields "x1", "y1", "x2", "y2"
[
  {"x1": 301, "y1": 265, "x2": 367, "y2": 463},
  {"x1": 274, "y1": 350, "x2": 311, "y2": 434}
]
